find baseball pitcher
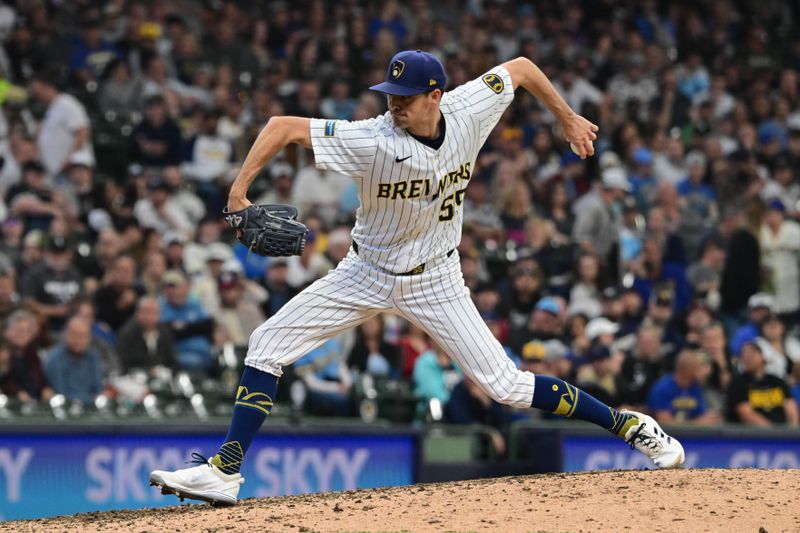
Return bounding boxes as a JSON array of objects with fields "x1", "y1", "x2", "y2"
[{"x1": 150, "y1": 50, "x2": 684, "y2": 505}]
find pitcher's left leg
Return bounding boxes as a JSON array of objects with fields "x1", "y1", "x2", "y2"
[{"x1": 395, "y1": 266, "x2": 684, "y2": 468}]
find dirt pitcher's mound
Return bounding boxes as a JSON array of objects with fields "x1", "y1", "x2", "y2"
[{"x1": 4, "y1": 469, "x2": 799, "y2": 533}]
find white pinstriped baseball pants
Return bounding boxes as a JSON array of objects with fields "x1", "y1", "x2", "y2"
[{"x1": 245, "y1": 249, "x2": 536, "y2": 408}]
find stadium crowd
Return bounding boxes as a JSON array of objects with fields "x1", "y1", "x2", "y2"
[{"x1": 1, "y1": 0, "x2": 800, "y2": 446}]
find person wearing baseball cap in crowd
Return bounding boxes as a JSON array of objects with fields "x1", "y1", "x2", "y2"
[
  {"x1": 508, "y1": 296, "x2": 564, "y2": 356},
  {"x1": 573, "y1": 166, "x2": 630, "y2": 285},
  {"x1": 576, "y1": 344, "x2": 627, "y2": 408},
  {"x1": 640, "y1": 288, "x2": 684, "y2": 363},
  {"x1": 255, "y1": 161, "x2": 295, "y2": 206},
  {"x1": 629, "y1": 147, "x2": 658, "y2": 208},
  {"x1": 20, "y1": 235, "x2": 82, "y2": 331},
  {"x1": 760, "y1": 154, "x2": 800, "y2": 218},
  {"x1": 730, "y1": 292, "x2": 776, "y2": 356},
  {"x1": 585, "y1": 316, "x2": 620, "y2": 348},
  {"x1": 213, "y1": 269, "x2": 266, "y2": 349}
]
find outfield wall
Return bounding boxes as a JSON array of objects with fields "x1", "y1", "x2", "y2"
[{"x1": 2, "y1": 421, "x2": 799, "y2": 520}]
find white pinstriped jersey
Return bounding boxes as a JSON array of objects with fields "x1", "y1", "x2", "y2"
[{"x1": 310, "y1": 65, "x2": 515, "y2": 273}]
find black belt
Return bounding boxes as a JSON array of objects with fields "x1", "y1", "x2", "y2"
[{"x1": 352, "y1": 241, "x2": 454, "y2": 276}]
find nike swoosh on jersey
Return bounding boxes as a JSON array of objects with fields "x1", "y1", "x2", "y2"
[{"x1": 395, "y1": 155, "x2": 411, "y2": 163}]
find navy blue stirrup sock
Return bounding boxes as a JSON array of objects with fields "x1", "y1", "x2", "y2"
[
  {"x1": 211, "y1": 366, "x2": 278, "y2": 475},
  {"x1": 531, "y1": 375, "x2": 637, "y2": 437}
]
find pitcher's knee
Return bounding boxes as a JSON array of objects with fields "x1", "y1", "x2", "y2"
[
  {"x1": 469, "y1": 367, "x2": 535, "y2": 408},
  {"x1": 244, "y1": 323, "x2": 287, "y2": 376}
]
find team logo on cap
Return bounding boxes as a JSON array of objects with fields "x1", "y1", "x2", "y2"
[
  {"x1": 391, "y1": 60, "x2": 405, "y2": 79},
  {"x1": 482, "y1": 73, "x2": 504, "y2": 94}
]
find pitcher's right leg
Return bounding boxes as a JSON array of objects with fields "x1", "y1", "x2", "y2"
[{"x1": 150, "y1": 252, "x2": 394, "y2": 504}]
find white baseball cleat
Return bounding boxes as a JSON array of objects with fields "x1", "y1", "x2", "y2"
[
  {"x1": 149, "y1": 453, "x2": 244, "y2": 505},
  {"x1": 622, "y1": 410, "x2": 685, "y2": 469}
]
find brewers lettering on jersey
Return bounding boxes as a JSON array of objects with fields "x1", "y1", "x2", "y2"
[{"x1": 149, "y1": 50, "x2": 684, "y2": 506}]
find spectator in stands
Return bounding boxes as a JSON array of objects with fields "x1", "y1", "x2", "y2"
[
  {"x1": 754, "y1": 314, "x2": 800, "y2": 380},
  {"x1": 576, "y1": 344, "x2": 627, "y2": 408},
  {"x1": 286, "y1": 232, "x2": 333, "y2": 290},
  {"x1": 0, "y1": 217, "x2": 24, "y2": 268},
  {"x1": 162, "y1": 166, "x2": 206, "y2": 227},
  {"x1": 20, "y1": 235, "x2": 82, "y2": 331},
  {"x1": 686, "y1": 237, "x2": 725, "y2": 309},
  {"x1": 572, "y1": 167, "x2": 629, "y2": 284},
  {"x1": 677, "y1": 151, "x2": 719, "y2": 259},
  {"x1": 255, "y1": 161, "x2": 296, "y2": 206},
  {"x1": 731, "y1": 293, "x2": 775, "y2": 357},
  {"x1": 647, "y1": 349, "x2": 721, "y2": 425},
  {"x1": 7, "y1": 161, "x2": 62, "y2": 232},
  {"x1": 73, "y1": 298, "x2": 120, "y2": 378},
  {"x1": 213, "y1": 270, "x2": 265, "y2": 349},
  {"x1": 536, "y1": 180, "x2": 575, "y2": 241},
  {"x1": 445, "y1": 375, "x2": 514, "y2": 456},
  {"x1": 64, "y1": 153, "x2": 107, "y2": 233},
  {"x1": 500, "y1": 256, "x2": 547, "y2": 330},
  {"x1": 630, "y1": 238, "x2": 692, "y2": 314},
  {"x1": 621, "y1": 326, "x2": 667, "y2": 408},
  {"x1": 348, "y1": 315, "x2": 400, "y2": 378},
  {"x1": 618, "y1": 286, "x2": 645, "y2": 336},
  {"x1": 645, "y1": 204, "x2": 686, "y2": 266},
  {"x1": 94, "y1": 255, "x2": 144, "y2": 333},
  {"x1": 133, "y1": 175, "x2": 193, "y2": 236},
  {"x1": 194, "y1": 242, "x2": 233, "y2": 314},
  {"x1": 700, "y1": 322, "x2": 733, "y2": 402},
  {"x1": 508, "y1": 297, "x2": 564, "y2": 356},
  {"x1": 640, "y1": 288, "x2": 683, "y2": 362},
  {"x1": 400, "y1": 323, "x2": 430, "y2": 379},
  {"x1": 159, "y1": 270, "x2": 214, "y2": 374},
  {"x1": 181, "y1": 109, "x2": 236, "y2": 215},
  {"x1": 98, "y1": 59, "x2": 143, "y2": 121},
  {"x1": 413, "y1": 343, "x2": 462, "y2": 420},
  {"x1": 629, "y1": 147, "x2": 658, "y2": 209},
  {"x1": 760, "y1": 154, "x2": 800, "y2": 218},
  {"x1": 141, "y1": 250, "x2": 168, "y2": 297},
  {"x1": 759, "y1": 199, "x2": 800, "y2": 324},
  {"x1": 131, "y1": 95, "x2": 182, "y2": 168},
  {"x1": 719, "y1": 207, "x2": 761, "y2": 321},
  {"x1": 15, "y1": 230, "x2": 44, "y2": 288},
  {"x1": 80, "y1": 227, "x2": 122, "y2": 285},
  {"x1": 568, "y1": 253, "x2": 604, "y2": 319},
  {"x1": 116, "y1": 296, "x2": 177, "y2": 375},
  {"x1": 728, "y1": 341, "x2": 799, "y2": 427},
  {"x1": 29, "y1": 72, "x2": 94, "y2": 177},
  {"x1": 0, "y1": 265, "x2": 18, "y2": 324},
  {"x1": 262, "y1": 258, "x2": 297, "y2": 318},
  {"x1": 294, "y1": 335, "x2": 354, "y2": 416},
  {"x1": 160, "y1": 230, "x2": 188, "y2": 272},
  {"x1": 683, "y1": 302, "x2": 714, "y2": 346},
  {"x1": 2, "y1": 310, "x2": 53, "y2": 403},
  {"x1": 69, "y1": 17, "x2": 122, "y2": 82},
  {"x1": 607, "y1": 54, "x2": 658, "y2": 115},
  {"x1": 44, "y1": 316, "x2": 104, "y2": 404}
]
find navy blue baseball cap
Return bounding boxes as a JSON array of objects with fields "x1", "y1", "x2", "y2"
[{"x1": 370, "y1": 50, "x2": 447, "y2": 96}]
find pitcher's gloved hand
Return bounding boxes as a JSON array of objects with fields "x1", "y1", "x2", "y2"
[{"x1": 223, "y1": 204, "x2": 308, "y2": 257}]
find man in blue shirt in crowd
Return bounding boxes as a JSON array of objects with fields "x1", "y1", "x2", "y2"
[
  {"x1": 647, "y1": 349, "x2": 721, "y2": 425},
  {"x1": 294, "y1": 336, "x2": 353, "y2": 416},
  {"x1": 159, "y1": 270, "x2": 213, "y2": 374},
  {"x1": 44, "y1": 316, "x2": 104, "y2": 404},
  {"x1": 730, "y1": 293, "x2": 775, "y2": 356}
]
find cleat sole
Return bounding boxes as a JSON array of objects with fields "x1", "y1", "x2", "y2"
[{"x1": 148, "y1": 472, "x2": 237, "y2": 506}]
